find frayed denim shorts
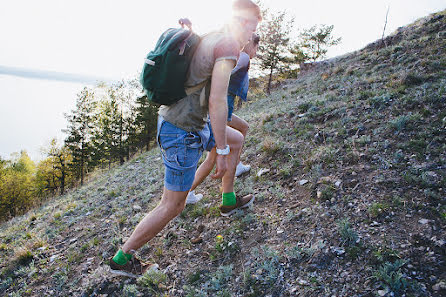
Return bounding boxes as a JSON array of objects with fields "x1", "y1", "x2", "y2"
[{"x1": 157, "y1": 116, "x2": 215, "y2": 192}]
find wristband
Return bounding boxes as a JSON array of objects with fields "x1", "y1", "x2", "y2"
[{"x1": 216, "y1": 145, "x2": 230, "y2": 155}]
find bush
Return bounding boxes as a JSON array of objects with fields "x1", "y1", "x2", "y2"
[
  {"x1": 137, "y1": 269, "x2": 167, "y2": 292},
  {"x1": 337, "y1": 218, "x2": 359, "y2": 246}
]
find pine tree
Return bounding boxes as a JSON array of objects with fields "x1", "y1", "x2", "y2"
[
  {"x1": 91, "y1": 90, "x2": 121, "y2": 169},
  {"x1": 63, "y1": 87, "x2": 96, "y2": 186},
  {"x1": 256, "y1": 8, "x2": 294, "y2": 94},
  {"x1": 299, "y1": 24, "x2": 341, "y2": 62},
  {"x1": 134, "y1": 94, "x2": 158, "y2": 151}
]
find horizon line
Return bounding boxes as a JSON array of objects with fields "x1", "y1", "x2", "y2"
[{"x1": 0, "y1": 65, "x2": 116, "y2": 85}]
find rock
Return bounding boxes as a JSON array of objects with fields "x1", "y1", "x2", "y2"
[
  {"x1": 257, "y1": 168, "x2": 270, "y2": 177},
  {"x1": 50, "y1": 255, "x2": 58, "y2": 263},
  {"x1": 418, "y1": 218, "x2": 429, "y2": 225},
  {"x1": 433, "y1": 281, "x2": 446, "y2": 291},
  {"x1": 299, "y1": 179, "x2": 309, "y2": 186},
  {"x1": 190, "y1": 237, "x2": 202, "y2": 244},
  {"x1": 133, "y1": 204, "x2": 142, "y2": 211},
  {"x1": 277, "y1": 230, "x2": 284, "y2": 234},
  {"x1": 335, "y1": 180, "x2": 342, "y2": 187},
  {"x1": 331, "y1": 247, "x2": 345, "y2": 256},
  {"x1": 377, "y1": 289, "x2": 388, "y2": 296}
]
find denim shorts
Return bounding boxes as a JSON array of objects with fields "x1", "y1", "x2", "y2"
[
  {"x1": 157, "y1": 116, "x2": 215, "y2": 192},
  {"x1": 227, "y1": 93, "x2": 236, "y2": 122}
]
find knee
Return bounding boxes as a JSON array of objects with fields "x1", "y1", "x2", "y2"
[
  {"x1": 230, "y1": 132, "x2": 244, "y2": 151},
  {"x1": 160, "y1": 196, "x2": 186, "y2": 218},
  {"x1": 240, "y1": 121, "x2": 249, "y2": 136}
]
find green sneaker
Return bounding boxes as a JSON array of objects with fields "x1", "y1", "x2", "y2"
[
  {"x1": 109, "y1": 255, "x2": 158, "y2": 278},
  {"x1": 219, "y1": 194, "x2": 255, "y2": 217}
]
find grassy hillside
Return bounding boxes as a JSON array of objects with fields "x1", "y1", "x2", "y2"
[{"x1": 1, "y1": 10, "x2": 445, "y2": 297}]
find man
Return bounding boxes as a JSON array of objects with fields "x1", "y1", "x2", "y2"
[
  {"x1": 187, "y1": 33, "x2": 260, "y2": 205},
  {"x1": 109, "y1": 0, "x2": 261, "y2": 278}
]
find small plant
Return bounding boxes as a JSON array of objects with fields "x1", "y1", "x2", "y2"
[
  {"x1": 117, "y1": 215, "x2": 127, "y2": 226},
  {"x1": 286, "y1": 244, "x2": 305, "y2": 262},
  {"x1": 389, "y1": 113, "x2": 420, "y2": 132},
  {"x1": 187, "y1": 270, "x2": 202, "y2": 284},
  {"x1": 188, "y1": 203, "x2": 209, "y2": 219},
  {"x1": 318, "y1": 185, "x2": 336, "y2": 201},
  {"x1": 306, "y1": 145, "x2": 338, "y2": 168},
  {"x1": 251, "y1": 246, "x2": 281, "y2": 287},
  {"x1": 261, "y1": 137, "x2": 282, "y2": 155},
  {"x1": 337, "y1": 218, "x2": 359, "y2": 246},
  {"x1": 298, "y1": 102, "x2": 313, "y2": 113},
  {"x1": 80, "y1": 243, "x2": 89, "y2": 253},
  {"x1": 369, "y1": 202, "x2": 390, "y2": 218},
  {"x1": 137, "y1": 269, "x2": 167, "y2": 292},
  {"x1": 215, "y1": 234, "x2": 224, "y2": 253},
  {"x1": 208, "y1": 265, "x2": 233, "y2": 293},
  {"x1": 122, "y1": 284, "x2": 139, "y2": 297},
  {"x1": 67, "y1": 249, "x2": 82, "y2": 264},
  {"x1": 373, "y1": 260, "x2": 409, "y2": 296},
  {"x1": 368, "y1": 94, "x2": 392, "y2": 110},
  {"x1": 154, "y1": 246, "x2": 163, "y2": 258},
  {"x1": 14, "y1": 248, "x2": 33, "y2": 265},
  {"x1": 372, "y1": 246, "x2": 400, "y2": 264},
  {"x1": 213, "y1": 234, "x2": 239, "y2": 257}
]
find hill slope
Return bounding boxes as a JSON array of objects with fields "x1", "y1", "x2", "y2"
[{"x1": 1, "y1": 10, "x2": 445, "y2": 297}]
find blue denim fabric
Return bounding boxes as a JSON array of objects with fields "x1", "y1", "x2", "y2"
[
  {"x1": 157, "y1": 116, "x2": 215, "y2": 191},
  {"x1": 227, "y1": 93, "x2": 236, "y2": 122}
]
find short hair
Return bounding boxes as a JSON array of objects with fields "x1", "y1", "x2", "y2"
[
  {"x1": 251, "y1": 33, "x2": 260, "y2": 45},
  {"x1": 232, "y1": 0, "x2": 262, "y2": 22},
  {"x1": 243, "y1": 33, "x2": 260, "y2": 53}
]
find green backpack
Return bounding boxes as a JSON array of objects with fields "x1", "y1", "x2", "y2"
[{"x1": 140, "y1": 27, "x2": 201, "y2": 105}]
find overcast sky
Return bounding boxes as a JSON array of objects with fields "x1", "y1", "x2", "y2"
[{"x1": 0, "y1": 0, "x2": 444, "y2": 161}]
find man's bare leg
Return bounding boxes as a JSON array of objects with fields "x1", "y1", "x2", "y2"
[
  {"x1": 228, "y1": 114, "x2": 249, "y2": 164},
  {"x1": 189, "y1": 125, "x2": 244, "y2": 196},
  {"x1": 189, "y1": 148, "x2": 217, "y2": 192},
  {"x1": 122, "y1": 188, "x2": 188, "y2": 253},
  {"x1": 228, "y1": 114, "x2": 248, "y2": 137},
  {"x1": 221, "y1": 126, "x2": 244, "y2": 193}
]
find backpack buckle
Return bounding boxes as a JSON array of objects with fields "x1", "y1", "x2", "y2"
[{"x1": 145, "y1": 59, "x2": 156, "y2": 66}]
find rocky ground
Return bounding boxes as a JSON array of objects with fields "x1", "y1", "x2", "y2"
[{"x1": 1, "y1": 9, "x2": 445, "y2": 297}]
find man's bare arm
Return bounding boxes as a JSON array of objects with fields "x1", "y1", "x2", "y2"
[{"x1": 209, "y1": 59, "x2": 236, "y2": 179}]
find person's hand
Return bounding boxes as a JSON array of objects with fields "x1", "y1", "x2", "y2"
[
  {"x1": 178, "y1": 18, "x2": 192, "y2": 30},
  {"x1": 211, "y1": 154, "x2": 227, "y2": 179}
]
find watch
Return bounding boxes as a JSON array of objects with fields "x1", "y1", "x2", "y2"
[{"x1": 216, "y1": 145, "x2": 230, "y2": 156}]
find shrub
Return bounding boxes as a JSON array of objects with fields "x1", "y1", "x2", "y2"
[
  {"x1": 368, "y1": 94, "x2": 392, "y2": 110},
  {"x1": 137, "y1": 269, "x2": 167, "y2": 292},
  {"x1": 373, "y1": 260, "x2": 409, "y2": 296},
  {"x1": 337, "y1": 218, "x2": 359, "y2": 246},
  {"x1": 369, "y1": 202, "x2": 390, "y2": 218}
]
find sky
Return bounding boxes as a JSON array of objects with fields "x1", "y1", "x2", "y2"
[{"x1": 0, "y1": 0, "x2": 445, "y2": 162}]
